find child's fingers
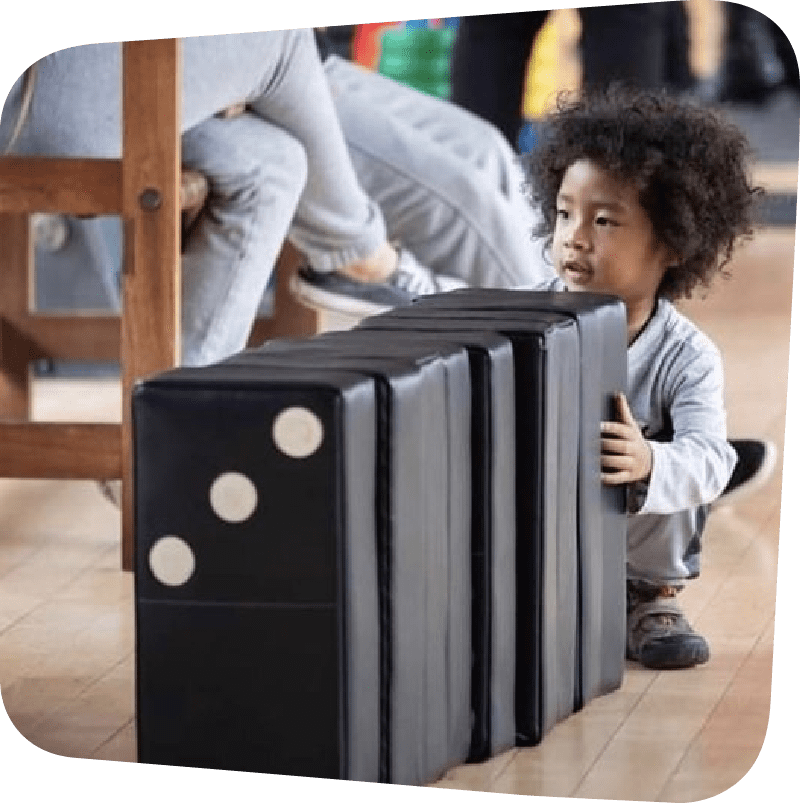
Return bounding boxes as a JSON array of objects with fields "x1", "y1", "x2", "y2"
[
  {"x1": 616, "y1": 392, "x2": 637, "y2": 426},
  {"x1": 601, "y1": 452, "x2": 633, "y2": 472},
  {"x1": 601, "y1": 466, "x2": 632, "y2": 485},
  {"x1": 600, "y1": 421, "x2": 632, "y2": 440},
  {"x1": 601, "y1": 435, "x2": 633, "y2": 455}
]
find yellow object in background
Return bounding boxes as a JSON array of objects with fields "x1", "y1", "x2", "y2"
[
  {"x1": 520, "y1": 2, "x2": 722, "y2": 120},
  {"x1": 522, "y1": 9, "x2": 582, "y2": 120}
]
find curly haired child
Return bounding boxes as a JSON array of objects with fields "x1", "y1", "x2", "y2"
[{"x1": 523, "y1": 85, "x2": 763, "y2": 669}]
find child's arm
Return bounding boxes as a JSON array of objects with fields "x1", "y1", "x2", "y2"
[{"x1": 602, "y1": 346, "x2": 736, "y2": 514}]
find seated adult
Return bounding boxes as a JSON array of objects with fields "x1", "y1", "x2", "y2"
[{"x1": 1, "y1": 29, "x2": 503, "y2": 366}]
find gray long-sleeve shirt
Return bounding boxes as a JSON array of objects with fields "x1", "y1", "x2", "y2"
[
  {"x1": 627, "y1": 298, "x2": 736, "y2": 514},
  {"x1": 624, "y1": 298, "x2": 736, "y2": 583},
  {"x1": 529, "y1": 280, "x2": 737, "y2": 582}
]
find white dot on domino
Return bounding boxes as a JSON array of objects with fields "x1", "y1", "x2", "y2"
[
  {"x1": 149, "y1": 536, "x2": 195, "y2": 587},
  {"x1": 209, "y1": 472, "x2": 259, "y2": 523},
  {"x1": 272, "y1": 406, "x2": 324, "y2": 458}
]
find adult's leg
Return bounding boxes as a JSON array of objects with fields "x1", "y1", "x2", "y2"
[
  {"x1": 0, "y1": 43, "x2": 124, "y2": 157},
  {"x1": 578, "y1": 3, "x2": 671, "y2": 90},
  {"x1": 663, "y1": 0, "x2": 694, "y2": 92},
  {"x1": 323, "y1": 56, "x2": 552, "y2": 289},
  {"x1": 3, "y1": 31, "x2": 391, "y2": 278},
  {"x1": 179, "y1": 113, "x2": 307, "y2": 367},
  {"x1": 206, "y1": 29, "x2": 389, "y2": 276},
  {"x1": 449, "y1": 12, "x2": 548, "y2": 146},
  {"x1": 3, "y1": 35, "x2": 313, "y2": 155},
  {"x1": 1, "y1": 40, "x2": 313, "y2": 366},
  {"x1": 700, "y1": 2, "x2": 791, "y2": 103}
]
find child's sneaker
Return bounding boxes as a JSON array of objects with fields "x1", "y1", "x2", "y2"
[
  {"x1": 626, "y1": 582, "x2": 709, "y2": 669},
  {"x1": 718, "y1": 438, "x2": 777, "y2": 505},
  {"x1": 290, "y1": 248, "x2": 466, "y2": 317}
]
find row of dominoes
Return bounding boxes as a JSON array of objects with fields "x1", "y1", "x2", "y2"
[{"x1": 133, "y1": 288, "x2": 628, "y2": 785}]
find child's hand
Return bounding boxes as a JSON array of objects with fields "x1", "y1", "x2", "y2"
[{"x1": 600, "y1": 393, "x2": 653, "y2": 485}]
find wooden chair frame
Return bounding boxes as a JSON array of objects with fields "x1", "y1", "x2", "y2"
[
  {"x1": 0, "y1": 39, "x2": 322, "y2": 571},
  {"x1": 0, "y1": 40, "x2": 181, "y2": 571}
]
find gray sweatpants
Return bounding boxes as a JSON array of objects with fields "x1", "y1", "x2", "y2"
[{"x1": 0, "y1": 29, "x2": 549, "y2": 367}]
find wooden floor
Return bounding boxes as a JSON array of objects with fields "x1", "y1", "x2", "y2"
[{"x1": 0, "y1": 223, "x2": 794, "y2": 801}]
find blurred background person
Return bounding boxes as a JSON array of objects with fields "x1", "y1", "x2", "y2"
[
  {"x1": 448, "y1": 3, "x2": 690, "y2": 149},
  {"x1": 696, "y1": 1, "x2": 799, "y2": 104}
]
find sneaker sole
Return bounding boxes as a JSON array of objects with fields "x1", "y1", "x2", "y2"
[
  {"x1": 289, "y1": 274, "x2": 392, "y2": 318},
  {"x1": 717, "y1": 439, "x2": 778, "y2": 506}
]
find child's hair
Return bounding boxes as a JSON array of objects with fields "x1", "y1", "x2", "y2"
[{"x1": 524, "y1": 84, "x2": 763, "y2": 300}]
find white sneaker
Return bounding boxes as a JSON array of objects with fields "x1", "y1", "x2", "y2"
[
  {"x1": 290, "y1": 248, "x2": 467, "y2": 317},
  {"x1": 389, "y1": 248, "x2": 468, "y2": 296}
]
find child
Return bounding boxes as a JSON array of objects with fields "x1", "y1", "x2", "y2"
[{"x1": 523, "y1": 85, "x2": 762, "y2": 669}]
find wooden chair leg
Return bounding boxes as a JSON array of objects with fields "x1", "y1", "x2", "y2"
[
  {"x1": 0, "y1": 320, "x2": 32, "y2": 420},
  {"x1": 0, "y1": 41, "x2": 183, "y2": 573},
  {"x1": 120, "y1": 39, "x2": 182, "y2": 571},
  {"x1": 0, "y1": 213, "x2": 34, "y2": 420}
]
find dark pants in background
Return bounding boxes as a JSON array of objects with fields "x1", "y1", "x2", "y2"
[{"x1": 449, "y1": 3, "x2": 683, "y2": 146}]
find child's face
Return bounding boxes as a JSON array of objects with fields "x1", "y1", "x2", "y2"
[{"x1": 552, "y1": 160, "x2": 673, "y2": 321}]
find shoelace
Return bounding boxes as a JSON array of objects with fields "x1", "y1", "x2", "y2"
[{"x1": 639, "y1": 611, "x2": 681, "y2": 633}]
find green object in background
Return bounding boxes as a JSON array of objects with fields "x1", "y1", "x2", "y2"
[{"x1": 378, "y1": 26, "x2": 457, "y2": 99}]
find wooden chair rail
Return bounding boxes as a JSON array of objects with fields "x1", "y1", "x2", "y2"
[
  {"x1": 0, "y1": 422, "x2": 121, "y2": 479},
  {"x1": 1, "y1": 315, "x2": 120, "y2": 363},
  {"x1": 0, "y1": 158, "x2": 123, "y2": 215}
]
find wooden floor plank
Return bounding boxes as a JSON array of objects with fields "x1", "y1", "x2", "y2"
[{"x1": 91, "y1": 718, "x2": 136, "y2": 763}]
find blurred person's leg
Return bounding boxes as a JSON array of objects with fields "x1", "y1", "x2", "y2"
[
  {"x1": 766, "y1": 14, "x2": 799, "y2": 94},
  {"x1": 323, "y1": 55, "x2": 552, "y2": 289},
  {"x1": 578, "y1": 2, "x2": 671, "y2": 90},
  {"x1": 696, "y1": 2, "x2": 790, "y2": 103},
  {"x1": 663, "y1": 1, "x2": 694, "y2": 91},
  {"x1": 449, "y1": 11, "x2": 549, "y2": 147},
  {"x1": 198, "y1": 29, "x2": 390, "y2": 276},
  {"x1": 180, "y1": 114, "x2": 307, "y2": 366},
  {"x1": 0, "y1": 30, "x2": 403, "y2": 362}
]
